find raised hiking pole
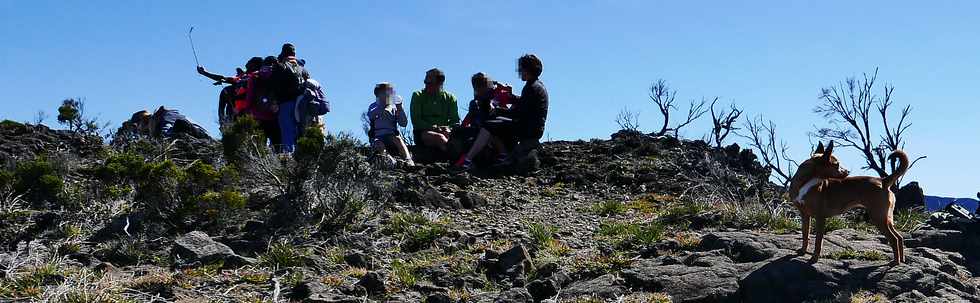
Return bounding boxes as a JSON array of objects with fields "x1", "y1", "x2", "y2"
[{"x1": 187, "y1": 26, "x2": 200, "y2": 66}]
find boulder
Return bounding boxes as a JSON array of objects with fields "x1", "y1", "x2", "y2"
[
  {"x1": 623, "y1": 260, "x2": 739, "y2": 303},
  {"x1": 172, "y1": 231, "x2": 254, "y2": 266},
  {"x1": 482, "y1": 244, "x2": 532, "y2": 284},
  {"x1": 559, "y1": 274, "x2": 627, "y2": 300},
  {"x1": 343, "y1": 250, "x2": 374, "y2": 269},
  {"x1": 289, "y1": 281, "x2": 361, "y2": 303},
  {"x1": 356, "y1": 271, "x2": 386, "y2": 295},
  {"x1": 895, "y1": 181, "x2": 925, "y2": 210},
  {"x1": 425, "y1": 293, "x2": 453, "y2": 303},
  {"x1": 494, "y1": 288, "x2": 533, "y2": 303},
  {"x1": 457, "y1": 191, "x2": 489, "y2": 209}
]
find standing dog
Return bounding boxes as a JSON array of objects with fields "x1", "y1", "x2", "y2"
[{"x1": 788, "y1": 141, "x2": 909, "y2": 264}]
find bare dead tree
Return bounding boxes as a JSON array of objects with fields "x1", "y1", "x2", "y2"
[
  {"x1": 741, "y1": 116, "x2": 798, "y2": 188},
  {"x1": 649, "y1": 79, "x2": 709, "y2": 138},
  {"x1": 709, "y1": 99, "x2": 742, "y2": 148},
  {"x1": 813, "y1": 68, "x2": 925, "y2": 185},
  {"x1": 649, "y1": 79, "x2": 676, "y2": 136},
  {"x1": 615, "y1": 107, "x2": 641, "y2": 133},
  {"x1": 672, "y1": 98, "x2": 709, "y2": 138}
]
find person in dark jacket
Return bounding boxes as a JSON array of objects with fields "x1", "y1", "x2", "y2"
[
  {"x1": 454, "y1": 54, "x2": 548, "y2": 171},
  {"x1": 127, "y1": 106, "x2": 210, "y2": 139},
  {"x1": 273, "y1": 43, "x2": 310, "y2": 153}
]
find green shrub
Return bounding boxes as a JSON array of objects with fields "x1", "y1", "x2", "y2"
[
  {"x1": 384, "y1": 212, "x2": 450, "y2": 252},
  {"x1": 295, "y1": 127, "x2": 326, "y2": 164},
  {"x1": 391, "y1": 259, "x2": 420, "y2": 287},
  {"x1": 261, "y1": 242, "x2": 307, "y2": 268},
  {"x1": 528, "y1": 223, "x2": 558, "y2": 248},
  {"x1": 195, "y1": 190, "x2": 247, "y2": 220},
  {"x1": 591, "y1": 200, "x2": 627, "y2": 216},
  {"x1": 12, "y1": 157, "x2": 64, "y2": 204},
  {"x1": 827, "y1": 248, "x2": 887, "y2": 261},
  {"x1": 895, "y1": 207, "x2": 927, "y2": 233},
  {"x1": 597, "y1": 220, "x2": 665, "y2": 248},
  {"x1": 222, "y1": 116, "x2": 267, "y2": 165}
]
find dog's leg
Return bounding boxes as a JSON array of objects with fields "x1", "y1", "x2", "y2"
[
  {"x1": 871, "y1": 207, "x2": 903, "y2": 265},
  {"x1": 798, "y1": 214, "x2": 810, "y2": 255},
  {"x1": 888, "y1": 222, "x2": 905, "y2": 264},
  {"x1": 809, "y1": 216, "x2": 826, "y2": 263}
]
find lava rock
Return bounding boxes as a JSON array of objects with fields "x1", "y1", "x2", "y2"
[
  {"x1": 425, "y1": 293, "x2": 453, "y2": 303},
  {"x1": 494, "y1": 288, "x2": 533, "y2": 303},
  {"x1": 457, "y1": 191, "x2": 489, "y2": 209},
  {"x1": 343, "y1": 250, "x2": 374, "y2": 269},
  {"x1": 357, "y1": 271, "x2": 386, "y2": 295},
  {"x1": 560, "y1": 274, "x2": 626, "y2": 300},
  {"x1": 172, "y1": 231, "x2": 255, "y2": 266}
]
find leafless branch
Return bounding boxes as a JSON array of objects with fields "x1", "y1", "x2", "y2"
[
  {"x1": 649, "y1": 79, "x2": 676, "y2": 136},
  {"x1": 812, "y1": 68, "x2": 924, "y2": 186},
  {"x1": 740, "y1": 116, "x2": 797, "y2": 188},
  {"x1": 709, "y1": 99, "x2": 743, "y2": 148},
  {"x1": 671, "y1": 98, "x2": 709, "y2": 138},
  {"x1": 615, "y1": 108, "x2": 641, "y2": 133}
]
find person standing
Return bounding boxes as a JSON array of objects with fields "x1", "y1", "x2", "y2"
[
  {"x1": 273, "y1": 43, "x2": 310, "y2": 153},
  {"x1": 409, "y1": 68, "x2": 459, "y2": 155}
]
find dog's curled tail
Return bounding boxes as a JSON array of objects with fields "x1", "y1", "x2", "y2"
[{"x1": 882, "y1": 149, "x2": 909, "y2": 189}]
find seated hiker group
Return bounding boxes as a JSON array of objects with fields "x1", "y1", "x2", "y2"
[{"x1": 126, "y1": 43, "x2": 549, "y2": 172}]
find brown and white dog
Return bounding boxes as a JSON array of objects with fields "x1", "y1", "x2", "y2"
[{"x1": 788, "y1": 141, "x2": 909, "y2": 264}]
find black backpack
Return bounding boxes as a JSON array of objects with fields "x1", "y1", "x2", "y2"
[{"x1": 278, "y1": 60, "x2": 307, "y2": 101}]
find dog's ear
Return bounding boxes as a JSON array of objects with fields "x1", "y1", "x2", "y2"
[
  {"x1": 814, "y1": 142, "x2": 825, "y2": 155},
  {"x1": 822, "y1": 140, "x2": 835, "y2": 160}
]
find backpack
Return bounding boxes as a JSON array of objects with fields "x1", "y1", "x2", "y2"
[
  {"x1": 279, "y1": 59, "x2": 307, "y2": 101},
  {"x1": 301, "y1": 79, "x2": 329, "y2": 115}
]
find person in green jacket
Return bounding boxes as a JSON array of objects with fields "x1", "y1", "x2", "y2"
[{"x1": 410, "y1": 68, "x2": 460, "y2": 153}]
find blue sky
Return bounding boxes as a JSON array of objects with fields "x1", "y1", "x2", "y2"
[{"x1": 0, "y1": 1, "x2": 977, "y2": 198}]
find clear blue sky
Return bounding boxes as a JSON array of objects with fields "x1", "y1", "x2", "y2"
[{"x1": 1, "y1": 1, "x2": 976, "y2": 198}]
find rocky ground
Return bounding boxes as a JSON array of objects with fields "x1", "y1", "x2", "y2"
[{"x1": 0, "y1": 122, "x2": 977, "y2": 303}]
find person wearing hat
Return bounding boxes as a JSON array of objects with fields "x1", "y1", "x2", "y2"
[{"x1": 273, "y1": 43, "x2": 310, "y2": 153}]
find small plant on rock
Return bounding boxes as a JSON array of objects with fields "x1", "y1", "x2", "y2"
[
  {"x1": 261, "y1": 241, "x2": 308, "y2": 268},
  {"x1": 591, "y1": 200, "x2": 627, "y2": 216}
]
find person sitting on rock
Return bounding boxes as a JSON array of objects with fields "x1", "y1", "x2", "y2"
[
  {"x1": 410, "y1": 68, "x2": 460, "y2": 156},
  {"x1": 454, "y1": 54, "x2": 548, "y2": 172},
  {"x1": 367, "y1": 82, "x2": 413, "y2": 166},
  {"x1": 127, "y1": 106, "x2": 210, "y2": 139},
  {"x1": 456, "y1": 72, "x2": 511, "y2": 165}
]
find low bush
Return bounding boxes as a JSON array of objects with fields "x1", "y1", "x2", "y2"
[
  {"x1": 597, "y1": 220, "x2": 665, "y2": 248},
  {"x1": 384, "y1": 212, "x2": 450, "y2": 252},
  {"x1": 11, "y1": 156, "x2": 64, "y2": 205}
]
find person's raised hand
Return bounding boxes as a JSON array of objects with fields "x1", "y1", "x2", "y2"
[{"x1": 197, "y1": 66, "x2": 206, "y2": 74}]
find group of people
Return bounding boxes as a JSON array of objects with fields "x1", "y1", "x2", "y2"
[
  {"x1": 126, "y1": 43, "x2": 325, "y2": 153},
  {"x1": 365, "y1": 54, "x2": 548, "y2": 171},
  {"x1": 126, "y1": 42, "x2": 549, "y2": 172}
]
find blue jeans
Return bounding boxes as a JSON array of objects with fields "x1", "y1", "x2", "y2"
[{"x1": 278, "y1": 101, "x2": 298, "y2": 153}]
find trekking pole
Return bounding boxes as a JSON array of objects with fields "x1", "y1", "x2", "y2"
[{"x1": 187, "y1": 26, "x2": 201, "y2": 66}]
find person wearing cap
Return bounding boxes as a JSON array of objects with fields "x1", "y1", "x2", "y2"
[
  {"x1": 273, "y1": 43, "x2": 310, "y2": 153},
  {"x1": 409, "y1": 68, "x2": 459, "y2": 155},
  {"x1": 367, "y1": 82, "x2": 413, "y2": 165}
]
